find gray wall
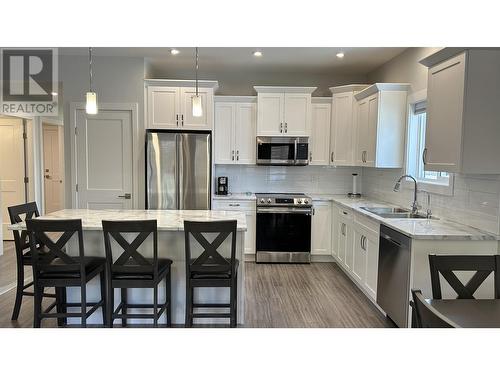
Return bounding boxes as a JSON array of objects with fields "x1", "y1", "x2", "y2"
[
  {"x1": 59, "y1": 55, "x2": 146, "y2": 208},
  {"x1": 367, "y1": 47, "x2": 441, "y2": 92},
  {"x1": 146, "y1": 64, "x2": 368, "y2": 96}
]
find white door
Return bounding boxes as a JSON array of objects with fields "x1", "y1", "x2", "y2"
[
  {"x1": 352, "y1": 229, "x2": 367, "y2": 284},
  {"x1": 364, "y1": 232, "x2": 379, "y2": 300},
  {"x1": 43, "y1": 124, "x2": 63, "y2": 213},
  {"x1": 311, "y1": 201, "x2": 332, "y2": 255},
  {"x1": 147, "y1": 86, "x2": 180, "y2": 129},
  {"x1": 425, "y1": 52, "x2": 466, "y2": 173},
  {"x1": 75, "y1": 109, "x2": 133, "y2": 209},
  {"x1": 180, "y1": 87, "x2": 212, "y2": 130},
  {"x1": 356, "y1": 98, "x2": 368, "y2": 165},
  {"x1": 214, "y1": 102, "x2": 235, "y2": 164},
  {"x1": 331, "y1": 93, "x2": 354, "y2": 166},
  {"x1": 257, "y1": 93, "x2": 284, "y2": 135},
  {"x1": 331, "y1": 206, "x2": 339, "y2": 259},
  {"x1": 283, "y1": 93, "x2": 310, "y2": 136},
  {"x1": 310, "y1": 103, "x2": 331, "y2": 165},
  {"x1": 365, "y1": 94, "x2": 379, "y2": 167},
  {"x1": 344, "y1": 222, "x2": 354, "y2": 272},
  {"x1": 0, "y1": 118, "x2": 25, "y2": 240},
  {"x1": 337, "y1": 220, "x2": 346, "y2": 264},
  {"x1": 234, "y1": 103, "x2": 257, "y2": 164}
]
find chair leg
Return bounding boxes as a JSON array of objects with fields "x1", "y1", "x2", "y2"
[
  {"x1": 99, "y1": 271, "x2": 107, "y2": 327},
  {"x1": 233, "y1": 274, "x2": 238, "y2": 328},
  {"x1": 121, "y1": 288, "x2": 127, "y2": 327},
  {"x1": 230, "y1": 277, "x2": 237, "y2": 328},
  {"x1": 185, "y1": 281, "x2": 192, "y2": 328},
  {"x1": 107, "y1": 280, "x2": 114, "y2": 328},
  {"x1": 153, "y1": 285, "x2": 159, "y2": 328},
  {"x1": 33, "y1": 285, "x2": 42, "y2": 328},
  {"x1": 166, "y1": 272, "x2": 172, "y2": 328},
  {"x1": 55, "y1": 287, "x2": 67, "y2": 327},
  {"x1": 11, "y1": 263, "x2": 24, "y2": 320},
  {"x1": 80, "y1": 283, "x2": 87, "y2": 328}
]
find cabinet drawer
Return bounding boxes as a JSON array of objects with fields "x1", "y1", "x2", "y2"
[
  {"x1": 212, "y1": 200, "x2": 255, "y2": 212},
  {"x1": 336, "y1": 206, "x2": 354, "y2": 222},
  {"x1": 354, "y1": 213, "x2": 379, "y2": 237}
]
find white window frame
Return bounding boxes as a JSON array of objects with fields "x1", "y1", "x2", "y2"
[{"x1": 404, "y1": 89, "x2": 454, "y2": 196}]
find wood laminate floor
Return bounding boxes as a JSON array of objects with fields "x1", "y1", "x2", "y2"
[{"x1": 0, "y1": 257, "x2": 393, "y2": 328}]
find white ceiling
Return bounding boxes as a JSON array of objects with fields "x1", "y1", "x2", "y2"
[{"x1": 60, "y1": 47, "x2": 407, "y2": 75}]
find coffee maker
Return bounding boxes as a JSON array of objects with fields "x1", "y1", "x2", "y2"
[{"x1": 217, "y1": 176, "x2": 228, "y2": 195}]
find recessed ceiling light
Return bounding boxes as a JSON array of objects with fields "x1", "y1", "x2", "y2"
[
  {"x1": 336, "y1": 52, "x2": 345, "y2": 59},
  {"x1": 253, "y1": 51, "x2": 263, "y2": 57},
  {"x1": 170, "y1": 49, "x2": 180, "y2": 55},
  {"x1": 51, "y1": 92, "x2": 58, "y2": 96}
]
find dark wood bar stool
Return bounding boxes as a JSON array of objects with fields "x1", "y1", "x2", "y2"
[
  {"x1": 102, "y1": 220, "x2": 172, "y2": 327},
  {"x1": 411, "y1": 289, "x2": 459, "y2": 328},
  {"x1": 8, "y1": 202, "x2": 56, "y2": 321},
  {"x1": 428, "y1": 254, "x2": 500, "y2": 299},
  {"x1": 26, "y1": 218, "x2": 106, "y2": 328},
  {"x1": 184, "y1": 220, "x2": 239, "y2": 328}
]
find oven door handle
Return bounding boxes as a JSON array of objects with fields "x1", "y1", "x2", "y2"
[{"x1": 257, "y1": 207, "x2": 312, "y2": 214}]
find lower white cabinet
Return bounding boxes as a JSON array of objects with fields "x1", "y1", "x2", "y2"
[
  {"x1": 332, "y1": 203, "x2": 380, "y2": 301},
  {"x1": 311, "y1": 201, "x2": 332, "y2": 255},
  {"x1": 212, "y1": 199, "x2": 256, "y2": 255}
]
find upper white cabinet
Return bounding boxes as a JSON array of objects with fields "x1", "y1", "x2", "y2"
[
  {"x1": 146, "y1": 79, "x2": 218, "y2": 130},
  {"x1": 329, "y1": 85, "x2": 369, "y2": 166},
  {"x1": 354, "y1": 83, "x2": 410, "y2": 168},
  {"x1": 214, "y1": 97, "x2": 257, "y2": 165},
  {"x1": 254, "y1": 86, "x2": 316, "y2": 136},
  {"x1": 420, "y1": 49, "x2": 500, "y2": 174},
  {"x1": 309, "y1": 99, "x2": 331, "y2": 165}
]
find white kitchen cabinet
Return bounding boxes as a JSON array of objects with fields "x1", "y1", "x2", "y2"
[
  {"x1": 145, "y1": 80, "x2": 218, "y2": 130},
  {"x1": 211, "y1": 199, "x2": 256, "y2": 255},
  {"x1": 214, "y1": 97, "x2": 257, "y2": 165},
  {"x1": 311, "y1": 200, "x2": 332, "y2": 255},
  {"x1": 329, "y1": 85, "x2": 369, "y2": 166},
  {"x1": 352, "y1": 228, "x2": 367, "y2": 285},
  {"x1": 363, "y1": 230, "x2": 379, "y2": 300},
  {"x1": 335, "y1": 207, "x2": 354, "y2": 271},
  {"x1": 309, "y1": 99, "x2": 331, "y2": 165},
  {"x1": 354, "y1": 83, "x2": 410, "y2": 168},
  {"x1": 420, "y1": 49, "x2": 500, "y2": 174},
  {"x1": 254, "y1": 86, "x2": 316, "y2": 136}
]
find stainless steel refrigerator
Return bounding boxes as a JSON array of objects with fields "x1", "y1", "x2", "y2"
[{"x1": 146, "y1": 130, "x2": 211, "y2": 210}]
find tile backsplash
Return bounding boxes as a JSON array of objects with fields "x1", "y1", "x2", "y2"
[
  {"x1": 362, "y1": 168, "x2": 500, "y2": 235},
  {"x1": 214, "y1": 165, "x2": 362, "y2": 195}
]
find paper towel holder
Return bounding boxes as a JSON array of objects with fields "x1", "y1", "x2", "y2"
[{"x1": 347, "y1": 173, "x2": 361, "y2": 198}]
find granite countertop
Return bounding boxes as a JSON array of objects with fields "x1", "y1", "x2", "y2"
[
  {"x1": 8, "y1": 209, "x2": 247, "y2": 232},
  {"x1": 212, "y1": 193, "x2": 256, "y2": 201},
  {"x1": 328, "y1": 195, "x2": 499, "y2": 241}
]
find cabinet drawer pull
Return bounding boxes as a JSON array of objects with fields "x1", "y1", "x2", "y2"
[
  {"x1": 285, "y1": 123, "x2": 288, "y2": 133},
  {"x1": 176, "y1": 114, "x2": 179, "y2": 126},
  {"x1": 280, "y1": 122, "x2": 283, "y2": 133},
  {"x1": 181, "y1": 114, "x2": 184, "y2": 126},
  {"x1": 228, "y1": 203, "x2": 240, "y2": 207},
  {"x1": 236, "y1": 150, "x2": 239, "y2": 161},
  {"x1": 331, "y1": 152, "x2": 334, "y2": 163},
  {"x1": 232, "y1": 150, "x2": 235, "y2": 161}
]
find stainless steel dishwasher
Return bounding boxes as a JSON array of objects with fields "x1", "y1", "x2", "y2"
[{"x1": 376, "y1": 225, "x2": 412, "y2": 328}]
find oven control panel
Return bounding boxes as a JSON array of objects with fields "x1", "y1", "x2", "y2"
[{"x1": 257, "y1": 194, "x2": 311, "y2": 207}]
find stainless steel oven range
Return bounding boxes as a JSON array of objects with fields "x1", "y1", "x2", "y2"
[{"x1": 255, "y1": 193, "x2": 312, "y2": 263}]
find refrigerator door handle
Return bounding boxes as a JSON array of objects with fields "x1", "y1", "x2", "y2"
[{"x1": 176, "y1": 133, "x2": 181, "y2": 209}]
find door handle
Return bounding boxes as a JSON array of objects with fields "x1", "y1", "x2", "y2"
[
  {"x1": 118, "y1": 193, "x2": 132, "y2": 199},
  {"x1": 181, "y1": 114, "x2": 184, "y2": 126},
  {"x1": 422, "y1": 148, "x2": 427, "y2": 165},
  {"x1": 331, "y1": 152, "x2": 334, "y2": 163},
  {"x1": 236, "y1": 150, "x2": 239, "y2": 161}
]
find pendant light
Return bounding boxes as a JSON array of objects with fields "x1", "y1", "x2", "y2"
[
  {"x1": 192, "y1": 47, "x2": 203, "y2": 117},
  {"x1": 85, "y1": 47, "x2": 98, "y2": 114}
]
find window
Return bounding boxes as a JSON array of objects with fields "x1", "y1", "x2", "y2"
[{"x1": 406, "y1": 92, "x2": 454, "y2": 195}]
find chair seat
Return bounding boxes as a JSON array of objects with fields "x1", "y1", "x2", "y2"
[
  {"x1": 39, "y1": 256, "x2": 105, "y2": 279},
  {"x1": 189, "y1": 258, "x2": 239, "y2": 279},
  {"x1": 112, "y1": 258, "x2": 172, "y2": 280}
]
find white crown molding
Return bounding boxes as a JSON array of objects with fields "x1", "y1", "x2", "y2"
[
  {"x1": 311, "y1": 97, "x2": 332, "y2": 104},
  {"x1": 215, "y1": 95, "x2": 257, "y2": 103},
  {"x1": 253, "y1": 86, "x2": 317, "y2": 94},
  {"x1": 144, "y1": 79, "x2": 219, "y2": 90},
  {"x1": 354, "y1": 83, "x2": 411, "y2": 100},
  {"x1": 419, "y1": 47, "x2": 466, "y2": 67},
  {"x1": 329, "y1": 84, "x2": 370, "y2": 94}
]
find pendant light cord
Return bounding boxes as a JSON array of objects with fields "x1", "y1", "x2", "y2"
[
  {"x1": 195, "y1": 47, "x2": 199, "y2": 96},
  {"x1": 89, "y1": 47, "x2": 93, "y2": 93}
]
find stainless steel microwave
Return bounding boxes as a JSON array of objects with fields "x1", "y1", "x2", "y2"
[{"x1": 256, "y1": 136, "x2": 309, "y2": 166}]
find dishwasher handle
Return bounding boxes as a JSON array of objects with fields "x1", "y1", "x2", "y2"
[{"x1": 380, "y1": 232, "x2": 403, "y2": 247}]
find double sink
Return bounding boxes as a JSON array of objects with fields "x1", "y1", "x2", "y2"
[{"x1": 361, "y1": 206, "x2": 438, "y2": 220}]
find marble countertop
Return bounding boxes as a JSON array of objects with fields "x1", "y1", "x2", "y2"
[
  {"x1": 329, "y1": 195, "x2": 499, "y2": 241},
  {"x1": 212, "y1": 193, "x2": 256, "y2": 201},
  {"x1": 9, "y1": 209, "x2": 247, "y2": 232}
]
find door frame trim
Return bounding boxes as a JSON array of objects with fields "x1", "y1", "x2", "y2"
[{"x1": 69, "y1": 102, "x2": 140, "y2": 209}]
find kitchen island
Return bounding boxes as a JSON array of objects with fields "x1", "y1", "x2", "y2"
[{"x1": 9, "y1": 209, "x2": 247, "y2": 326}]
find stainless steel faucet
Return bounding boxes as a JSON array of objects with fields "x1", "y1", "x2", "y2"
[{"x1": 393, "y1": 174, "x2": 419, "y2": 214}]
